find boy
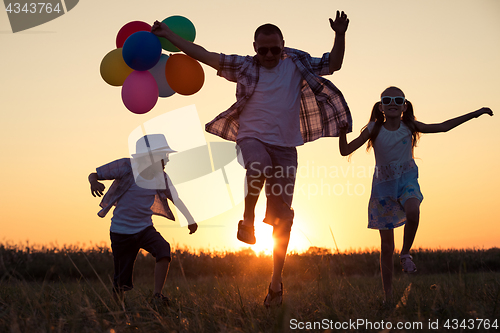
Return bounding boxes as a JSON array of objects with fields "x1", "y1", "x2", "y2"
[{"x1": 89, "y1": 134, "x2": 197, "y2": 303}]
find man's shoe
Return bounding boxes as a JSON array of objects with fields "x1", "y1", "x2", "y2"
[
  {"x1": 153, "y1": 293, "x2": 171, "y2": 306},
  {"x1": 264, "y1": 283, "x2": 283, "y2": 308},
  {"x1": 237, "y1": 220, "x2": 256, "y2": 244}
]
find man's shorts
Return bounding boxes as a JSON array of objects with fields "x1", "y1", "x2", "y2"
[{"x1": 237, "y1": 137, "x2": 297, "y2": 229}]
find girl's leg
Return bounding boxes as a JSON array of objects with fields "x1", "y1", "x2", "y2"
[
  {"x1": 401, "y1": 198, "x2": 420, "y2": 255},
  {"x1": 379, "y1": 229, "x2": 395, "y2": 302}
]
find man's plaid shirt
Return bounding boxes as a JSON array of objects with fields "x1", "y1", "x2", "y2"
[{"x1": 205, "y1": 47, "x2": 352, "y2": 143}]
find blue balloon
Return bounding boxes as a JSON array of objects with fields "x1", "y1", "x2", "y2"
[
  {"x1": 122, "y1": 31, "x2": 162, "y2": 71},
  {"x1": 148, "y1": 54, "x2": 175, "y2": 97}
]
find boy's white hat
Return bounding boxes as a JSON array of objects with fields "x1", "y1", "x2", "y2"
[{"x1": 131, "y1": 134, "x2": 177, "y2": 158}]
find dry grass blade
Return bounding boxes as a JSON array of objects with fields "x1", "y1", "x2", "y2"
[
  {"x1": 396, "y1": 282, "x2": 412, "y2": 309},
  {"x1": 67, "y1": 253, "x2": 123, "y2": 322}
]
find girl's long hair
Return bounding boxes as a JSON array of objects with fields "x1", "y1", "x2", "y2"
[{"x1": 361, "y1": 99, "x2": 421, "y2": 157}]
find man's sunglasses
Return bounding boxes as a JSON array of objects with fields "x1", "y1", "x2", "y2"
[
  {"x1": 381, "y1": 96, "x2": 406, "y2": 106},
  {"x1": 257, "y1": 46, "x2": 282, "y2": 56}
]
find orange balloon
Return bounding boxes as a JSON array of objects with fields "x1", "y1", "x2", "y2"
[
  {"x1": 165, "y1": 54, "x2": 204, "y2": 95},
  {"x1": 100, "y1": 48, "x2": 134, "y2": 86}
]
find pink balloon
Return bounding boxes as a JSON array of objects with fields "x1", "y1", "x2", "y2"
[
  {"x1": 116, "y1": 21, "x2": 152, "y2": 48},
  {"x1": 121, "y1": 71, "x2": 159, "y2": 114}
]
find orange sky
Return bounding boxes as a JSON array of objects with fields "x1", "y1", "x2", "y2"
[{"x1": 1, "y1": 0, "x2": 499, "y2": 253}]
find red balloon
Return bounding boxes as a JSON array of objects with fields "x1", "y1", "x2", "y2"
[
  {"x1": 116, "y1": 21, "x2": 152, "y2": 48},
  {"x1": 121, "y1": 71, "x2": 159, "y2": 114},
  {"x1": 165, "y1": 54, "x2": 204, "y2": 95}
]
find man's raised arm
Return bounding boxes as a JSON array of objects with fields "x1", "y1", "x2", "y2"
[
  {"x1": 151, "y1": 20, "x2": 220, "y2": 71},
  {"x1": 328, "y1": 11, "x2": 349, "y2": 73}
]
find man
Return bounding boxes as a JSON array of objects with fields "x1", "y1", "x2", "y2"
[{"x1": 152, "y1": 11, "x2": 351, "y2": 307}]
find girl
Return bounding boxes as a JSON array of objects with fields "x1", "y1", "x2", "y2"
[{"x1": 339, "y1": 86, "x2": 493, "y2": 302}]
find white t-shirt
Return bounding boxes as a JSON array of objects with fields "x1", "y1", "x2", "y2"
[
  {"x1": 110, "y1": 175, "x2": 159, "y2": 234},
  {"x1": 368, "y1": 121, "x2": 413, "y2": 166},
  {"x1": 237, "y1": 58, "x2": 304, "y2": 147}
]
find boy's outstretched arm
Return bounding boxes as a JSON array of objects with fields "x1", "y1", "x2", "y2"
[
  {"x1": 88, "y1": 172, "x2": 105, "y2": 197},
  {"x1": 151, "y1": 21, "x2": 220, "y2": 71},
  {"x1": 339, "y1": 127, "x2": 370, "y2": 156},
  {"x1": 173, "y1": 197, "x2": 198, "y2": 234},
  {"x1": 165, "y1": 175, "x2": 198, "y2": 234},
  {"x1": 328, "y1": 10, "x2": 349, "y2": 73},
  {"x1": 415, "y1": 107, "x2": 493, "y2": 134}
]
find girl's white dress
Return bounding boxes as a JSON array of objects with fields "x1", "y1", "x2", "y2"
[{"x1": 367, "y1": 122, "x2": 423, "y2": 230}]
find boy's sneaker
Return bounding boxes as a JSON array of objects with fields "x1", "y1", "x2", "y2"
[
  {"x1": 400, "y1": 254, "x2": 417, "y2": 273},
  {"x1": 153, "y1": 293, "x2": 171, "y2": 306}
]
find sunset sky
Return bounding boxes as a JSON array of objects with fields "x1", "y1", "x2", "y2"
[{"x1": 1, "y1": 0, "x2": 499, "y2": 254}]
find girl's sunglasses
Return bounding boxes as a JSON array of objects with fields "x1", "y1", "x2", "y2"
[
  {"x1": 381, "y1": 96, "x2": 406, "y2": 106},
  {"x1": 257, "y1": 46, "x2": 282, "y2": 56}
]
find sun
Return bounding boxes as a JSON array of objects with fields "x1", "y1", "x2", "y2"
[
  {"x1": 287, "y1": 221, "x2": 313, "y2": 253},
  {"x1": 251, "y1": 223, "x2": 274, "y2": 256},
  {"x1": 249, "y1": 218, "x2": 312, "y2": 255}
]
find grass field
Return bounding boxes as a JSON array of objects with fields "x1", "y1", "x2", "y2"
[{"x1": 1, "y1": 244, "x2": 499, "y2": 332}]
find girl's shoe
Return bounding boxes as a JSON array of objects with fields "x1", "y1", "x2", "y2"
[
  {"x1": 264, "y1": 283, "x2": 283, "y2": 308},
  {"x1": 400, "y1": 254, "x2": 417, "y2": 273}
]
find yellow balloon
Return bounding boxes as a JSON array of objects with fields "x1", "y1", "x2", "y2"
[{"x1": 100, "y1": 48, "x2": 134, "y2": 86}]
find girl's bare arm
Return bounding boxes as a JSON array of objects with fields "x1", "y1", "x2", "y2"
[
  {"x1": 339, "y1": 127, "x2": 370, "y2": 156},
  {"x1": 415, "y1": 107, "x2": 493, "y2": 134}
]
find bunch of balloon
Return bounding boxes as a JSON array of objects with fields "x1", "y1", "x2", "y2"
[{"x1": 99, "y1": 17, "x2": 205, "y2": 114}]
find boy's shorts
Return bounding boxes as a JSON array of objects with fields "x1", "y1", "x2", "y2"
[{"x1": 110, "y1": 226, "x2": 171, "y2": 292}]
